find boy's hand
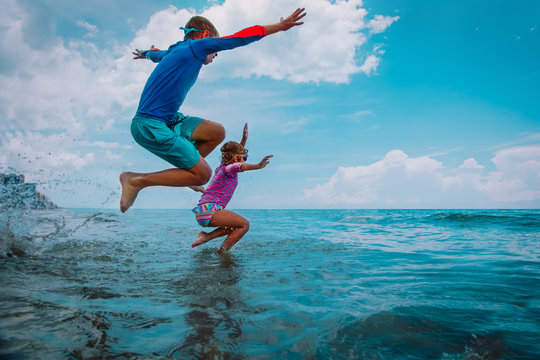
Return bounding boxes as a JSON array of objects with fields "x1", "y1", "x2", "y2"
[
  {"x1": 264, "y1": 8, "x2": 306, "y2": 35},
  {"x1": 240, "y1": 123, "x2": 248, "y2": 147},
  {"x1": 132, "y1": 45, "x2": 158, "y2": 59},
  {"x1": 279, "y1": 8, "x2": 306, "y2": 31}
]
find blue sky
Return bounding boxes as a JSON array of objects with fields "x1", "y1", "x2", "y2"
[{"x1": 0, "y1": 0, "x2": 539, "y2": 209}]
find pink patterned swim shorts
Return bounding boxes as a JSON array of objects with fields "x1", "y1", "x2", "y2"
[{"x1": 192, "y1": 202, "x2": 224, "y2": 227}]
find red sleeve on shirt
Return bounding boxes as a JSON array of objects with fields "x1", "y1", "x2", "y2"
[
  {"x1": 221, "y1": 25, "x2": 266, "y2": 39},
  {"x1": 190, "y1": 25, "x2": 266, "y2": 59}
]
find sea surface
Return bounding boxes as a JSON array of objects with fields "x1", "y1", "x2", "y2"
[{"x1": 0, "y1": 208, "x2": 539, "y2": 359}]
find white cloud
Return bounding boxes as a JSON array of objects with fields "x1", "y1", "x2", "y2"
[
  {"x1": 303, "y1": 146, "x2": 540, "y2": 208},
  {"x1": 76, "y1": 20, "x2": 98, "y2": 38},
  {"x1": 77, "y1": 141, "x2": 132, "y2": 150},
  {"x1": 459, "y1": 158, "x2": 484, "y2": 169},
  {"x1": 0, "y1": 131, "x2": 95, "y2": 173},
  {"x1": 0, "y1": 1, "x2": 130, "y2": 133},
  {"x1": 367, "y1": 14, "x2": 400, "y2": 34},
  {"x1": 104, "y1": 150, "x2": 122, "y2": 161},
  {"x1": 358, "y1": 54, "x2": 380, "y2": 76},
  {"x1": 352, "y1": 110, "x2": 373, "y2": 118},
  {"x1": 0, "y1": 0, "x2": 148, "y2": 182},
  {"x1": 0, "y1": 6, "x2": 144, "y2": 136},
  {"x1": 479, "y1": 145, "x2": 540, "y2": 202},
  {"x1": 282, "y1": 118, "x2": 308, "y2": 134}
]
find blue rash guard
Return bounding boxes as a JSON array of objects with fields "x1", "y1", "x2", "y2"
[{"x1": 135, "y1": 25, "x2": 267, "y2": 125}]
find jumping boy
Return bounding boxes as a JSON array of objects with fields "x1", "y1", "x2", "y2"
[{"x1": 120, "y1": 8, "x2": 306, "y2": 212}]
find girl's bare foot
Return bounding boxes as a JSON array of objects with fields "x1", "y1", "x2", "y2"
[
  {"x1": 192, "y1": 231, "x2": 210, "y2": 248},
  {"x1": 119, "y1": 172, "x2": 142, "y2": 213}
]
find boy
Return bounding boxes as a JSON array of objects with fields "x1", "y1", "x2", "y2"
[{"x1": 120, "y1": 8, "x2": 306, "y2": 212}]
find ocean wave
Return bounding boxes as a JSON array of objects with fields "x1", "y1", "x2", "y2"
[
  {"x1": 337, "y1": 211, "x2": 540, "y2": 228},
  {"x1": 427, "y1": 212, "x2": 540, "y2": 228}
]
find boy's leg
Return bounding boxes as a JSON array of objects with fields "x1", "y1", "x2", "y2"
[
  {"x1": 192, "y1": 226, "x2": 231, "y2": 248},
  {"x1": 119, "y1": 156, "x2": 211, "y2": 213},
  {"x1": 206, "y1": 210, "x2": 250, "y2": 253},
  {"x1": 190, "y1": 120, "x2": 226, "y2": 157},
  {"x1": 175, "y1": 118, "x2": 224, "y2": 193},
  {"x1": 121, "y1": 116, "x2": 217, "y2": 213}
]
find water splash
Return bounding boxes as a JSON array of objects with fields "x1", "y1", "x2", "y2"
[{"x1": 0, "y1": 206, "x2": 117, "y2": 258}]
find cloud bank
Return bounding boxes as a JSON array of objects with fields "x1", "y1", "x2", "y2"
[
  {"x1": 132, "y1": 0, "x2": 399, "y2": 83},
  {"x1": 0, "y1": 0, "x2": 144, "y2": 182},
  {"x1": 303, "y1": 146, "x2": 540, "y2": 208}
]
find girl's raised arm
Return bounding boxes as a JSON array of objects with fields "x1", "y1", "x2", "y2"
[{"x1": 240, "y1": 123, "x2": 248, "y2": 147}]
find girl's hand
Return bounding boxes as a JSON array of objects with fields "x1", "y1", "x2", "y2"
[
  {"x1": 240, "y1": 154, "x2": 273, "y2": 171},
  {"x1": 258, "y1": 155, "x2": 273, "y2": 169},
  {"x1": 240, "y1": 123, "x2": 248, "y2": 147}
]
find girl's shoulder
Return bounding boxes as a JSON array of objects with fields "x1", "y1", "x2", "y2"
[{"x1": 221, "y1": 162, "x2": 242, "y2": 177}]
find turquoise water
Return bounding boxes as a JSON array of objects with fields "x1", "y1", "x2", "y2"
[{"x1": 1, "y1": 208, "x2": 539, "y2": 359}]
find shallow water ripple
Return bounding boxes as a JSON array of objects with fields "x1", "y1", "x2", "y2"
[{"x1": 1, "y1": 208, "x2": 539, "y2": 359}]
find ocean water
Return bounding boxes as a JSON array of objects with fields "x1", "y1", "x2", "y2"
[{"x1": 0, "y1": 208, "x2": 539, "y2": 359}]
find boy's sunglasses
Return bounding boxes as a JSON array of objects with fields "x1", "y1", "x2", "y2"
[{"x1": 241, "y1": 149, "x2": 248, "y2": 161}]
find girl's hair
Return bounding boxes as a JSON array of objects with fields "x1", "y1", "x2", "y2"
[
  {"x1": 220, "y1": 141, "x2": 245, "y2": 164},
  {"x1": 184, "y1": 16, "x2": 219, "y2": 39}
]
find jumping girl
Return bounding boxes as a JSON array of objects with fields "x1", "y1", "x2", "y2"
[{"x1": 191, "y1": 124, "x2": 272, "y2": 253}]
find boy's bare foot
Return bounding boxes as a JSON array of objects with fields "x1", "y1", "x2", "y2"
[
  {"x1": 120, "y1": 172, "x2": 141, "y2": 213},
  {"x1": 189, "y1": 185, "x2": 206, "y2": 193},
  {"x1": 192, "y1": 231, "x2": 210, "y2": 248}
]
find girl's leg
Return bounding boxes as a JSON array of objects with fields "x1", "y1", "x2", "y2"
[
  {"x1": 120, "y1": 157, "x2": 211, "y2": 213},
  {"x1": 207, "y1": 210, "x2": 250, "y2": 253},
  {"x1": 191, "y1": 227, "x2": 231, "y2": 248}
]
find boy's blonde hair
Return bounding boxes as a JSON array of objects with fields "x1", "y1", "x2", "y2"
[
  {"x1": 184, "y1": 16, "x2": 219, "y2": 39},
  {"x1": 220, "y1": 141, "x2": 245, "y2": 164}
]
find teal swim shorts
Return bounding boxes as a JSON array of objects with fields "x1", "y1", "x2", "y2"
[{"x1": 131, "y1": 113, "x2": 203, "y2": 169}]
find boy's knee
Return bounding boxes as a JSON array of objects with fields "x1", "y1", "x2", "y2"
[
  {"x1": 214, "y1": 122, "x2": 225, "y2": 142},
  {"x1": 191, "y1": 160, "x2": 212, "y2": 184},
  {"x1": 242, "y1": 219, "x2": 250, "y2": 231},
  {"x1": 204, "y1": 120, "x2": 225, "y2": 142},
  {"x1": 199, "y1": 168, "x2": 212, "y2": 184}
]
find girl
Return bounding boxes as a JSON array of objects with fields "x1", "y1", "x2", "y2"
[{"x1": 191, "y1": 124, "x2": 272, "y2": 253}]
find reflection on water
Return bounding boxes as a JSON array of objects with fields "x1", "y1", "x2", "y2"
[{"x1": 168, "y1": 251, "x2": 245, "y2": 359}]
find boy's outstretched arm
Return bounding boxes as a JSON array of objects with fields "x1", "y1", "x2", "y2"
[
  {"x1": 263, "y1": 8, "x2": 306, "y2": 35},
  {"x1": 132, "y1": 45, "x2": 163, "y2": 61},
  {"x1": 192, "y1": 8, "x2": 305, "y2": 57},
  {"x1": 241, "y1": 155, "x2": 273, "y2": 172}
]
